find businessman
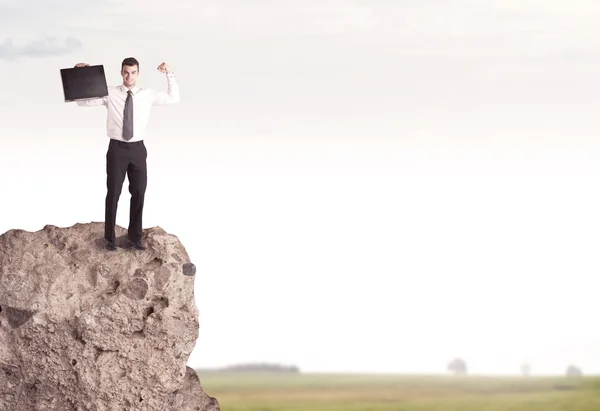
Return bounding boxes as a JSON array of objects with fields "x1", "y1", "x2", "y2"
[{"x1": 75, "y1": 57, "x2": 180, "y2": 251}]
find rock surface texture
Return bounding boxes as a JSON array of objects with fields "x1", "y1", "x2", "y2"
[{"x1": 0, "y1": 222, "x2": 219, "y2": 411}]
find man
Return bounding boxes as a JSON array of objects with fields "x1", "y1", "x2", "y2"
[{"x1": 74, "y1": 57, "x2": 179, "y2": 251}]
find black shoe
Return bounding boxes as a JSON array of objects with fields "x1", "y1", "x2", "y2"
[
  {"x1": 105, "y1": 240, "x2": 117, "y2": 251},
  {"x1": 127, "y1": 240, "x2": 147, "y2": 250}
]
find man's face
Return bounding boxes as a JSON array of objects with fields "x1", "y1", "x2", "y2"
[{"x1": 121, "y1": 65, "x2": 138, "y2": 87}]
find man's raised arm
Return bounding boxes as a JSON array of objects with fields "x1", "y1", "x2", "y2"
[
  {"x1": 152, "y1": 62, "x2": 180, "y2": 105},
  {"x1": 73, "y1": 62, "x2": 108, "y2": 107}
]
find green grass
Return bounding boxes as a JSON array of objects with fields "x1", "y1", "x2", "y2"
[{"x1": 196, "y1": 372, "x2": 600, "y2": 411}]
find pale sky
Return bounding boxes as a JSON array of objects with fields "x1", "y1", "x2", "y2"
[{"x1": 2, "y1": 0, "x2": 600, "y2": 376}]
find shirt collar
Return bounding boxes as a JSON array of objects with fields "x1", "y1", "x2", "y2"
[{"x1": 120, "y1": 84, "x2": 140, "y2": 95}]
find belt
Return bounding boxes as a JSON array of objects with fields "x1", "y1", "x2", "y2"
[{"x1": 110, "y1": 139, "x2": 144, "y2": 146}]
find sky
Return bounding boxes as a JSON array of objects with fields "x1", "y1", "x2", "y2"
[{"x1": 2, "y1": 0, "x2": 600, "y2": 376}]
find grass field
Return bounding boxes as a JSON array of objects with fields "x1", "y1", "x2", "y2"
[{"x1": 197, "y1": 372, "x2": 600, "y2": 411}]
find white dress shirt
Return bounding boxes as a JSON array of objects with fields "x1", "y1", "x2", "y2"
[{"x1": 76, "y1": 72, "x2": 179, "y2": 142}]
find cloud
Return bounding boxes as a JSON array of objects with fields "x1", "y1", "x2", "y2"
[
  {"x1": 3, "y1": 0, "x2": 600, "y2": 66},
  {"x1": 0, "y1": 0, "x2": 110, "y2": 26},
  {"x1": 60, "y1": 0, "x2": 382, "y2": 36},
  {"x1": 0, "y1": 1, "x2": 108, "y2": 60},
  {"x1": 0, "y1": 0, "x2": 111, "y2": 46},
  {"x1": 93, "y1": 0, "x2": 600, "y2": 63},
  {"x1": 0, "y1": 36, "x2": 83, "y2": 60}
]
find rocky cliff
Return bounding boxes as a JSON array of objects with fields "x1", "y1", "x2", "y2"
[{"x1": 0, "y1": 222, "x2": 219, "y2": 411}]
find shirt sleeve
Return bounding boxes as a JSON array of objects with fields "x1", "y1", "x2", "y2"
[
  {"x1": 152, "y1": 72, "x2": 180, "y2": 105},
  {"x1": 76, "y1": 96, "x2": 108, "y2": 106}
]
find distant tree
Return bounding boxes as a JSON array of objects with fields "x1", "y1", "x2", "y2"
[
  {"x1": 220, "y1": 362, "x2": 300, "y2": 373},
  {"x1": 565, "y1": 365, "x2": 582, "y2": 377},
  {"x1": 447, "y1": 358, "x2": 467, "y2": 375},
  {"x1": 520, "y1": 363, "x2": 531, "y2": 377}
]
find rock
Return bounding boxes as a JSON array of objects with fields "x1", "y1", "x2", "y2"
[
  {"x1": 0, "y1": 222, "x2": 219, "y2": 411},
  {"x1": 172, "y1": 368, "x2": 220, "y2": 411}
]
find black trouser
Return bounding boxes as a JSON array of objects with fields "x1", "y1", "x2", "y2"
[{"x1": 104, "y1": 139, "x2": 147, "y2": 243}]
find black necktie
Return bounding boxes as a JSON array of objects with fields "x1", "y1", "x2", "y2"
[{"x1": 123, "y1": 90, "x2": 134, "y2": 140}]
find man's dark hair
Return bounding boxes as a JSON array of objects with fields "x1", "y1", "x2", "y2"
[{"x1": 121, "y1": 57, "x2": 139, "y2": 71}]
